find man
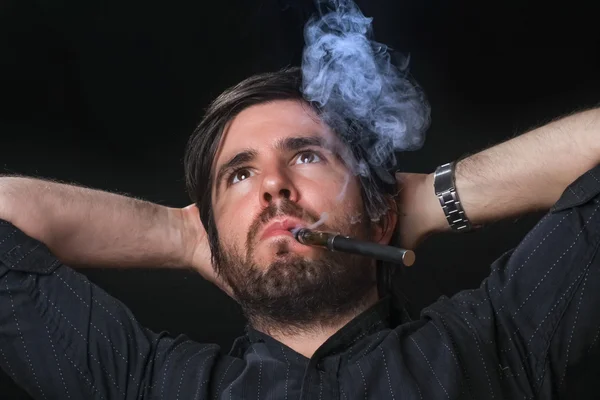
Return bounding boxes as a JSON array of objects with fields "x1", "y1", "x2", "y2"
[{"x1": 0, "y1": 67, "x2": 599, "y2": 399}]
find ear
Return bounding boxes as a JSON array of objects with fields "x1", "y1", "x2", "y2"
[{"x1": 372, "y1": 197, "x2": 398, "y2": 245}]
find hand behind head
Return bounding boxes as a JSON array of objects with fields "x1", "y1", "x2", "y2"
[{"x1": 180, "y1": 204, "x2": 235, "y2": 299}]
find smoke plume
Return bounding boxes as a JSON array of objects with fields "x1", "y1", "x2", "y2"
[{"x1": 301, "y1": 0, "x2": 430, "y2": 176}]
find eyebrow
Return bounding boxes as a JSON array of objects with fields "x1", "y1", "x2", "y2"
[
  {"x1": 215, "y1": 149, "x2": 257, "y2": 188},
  {"x1": 274, "y1": 136, "x2": 326, "y2": 153},
  {"x1": 214, "y1": 135, "x2": 328, "y2": 188}
]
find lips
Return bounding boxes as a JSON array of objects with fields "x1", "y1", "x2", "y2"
[{"x1": 259, "y1": 218, "x2": 306, "y2": 240}]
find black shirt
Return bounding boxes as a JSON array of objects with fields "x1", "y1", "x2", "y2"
[{"x1": 1, "y1": 163, "x2": 600, "y2": 399}]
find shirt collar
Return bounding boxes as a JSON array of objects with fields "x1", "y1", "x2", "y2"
[{"x1": 242, "y1": 295, "x2": 392, "y2": 360}]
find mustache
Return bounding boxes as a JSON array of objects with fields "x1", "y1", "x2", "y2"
[{"x1": 246, "y1": 200, "x2": 320, "y2": 247}]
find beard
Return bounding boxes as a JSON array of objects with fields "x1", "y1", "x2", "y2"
[{"x1": 215, "y1": 200, "x2": 377, "y2": 334}]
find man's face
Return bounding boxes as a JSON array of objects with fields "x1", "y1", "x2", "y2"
[{"x1": 210, "y1": 99, "x2": 391, "y2": 329}]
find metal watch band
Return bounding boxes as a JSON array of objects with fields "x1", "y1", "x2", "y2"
[{"x1": 433, "y1": 162, "x2": 474, "y2": 232}]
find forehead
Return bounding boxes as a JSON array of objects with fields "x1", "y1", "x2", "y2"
[{"x1": 212, "y1": 100, "x2": 336, "y2": 172}]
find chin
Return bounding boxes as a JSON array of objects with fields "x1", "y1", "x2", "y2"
[
  {"x1": 256, "y1": 249, "x2": 303, "y2": 268},
  {"x1": 256, "y1": 237, "x2": 313, "y2": 261},
  {"x1": 255, "y1": 236, "x2": 296, "y2": 263}
]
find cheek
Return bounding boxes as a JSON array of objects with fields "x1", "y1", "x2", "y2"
[
  {"x1": 299, "y1": 175, "x2": 365, "y2": 225},
  {"x1": 216, "y1": 218, "x2": 246, "y2": 254},
  {"x1": 308, "y1": 171, "x2": 362, "y2": 206},
  {"x1": 299, "y1": 166, "x2": 350, "y2": 197},
  {"x1": 329, "y1": 179, "x2": 366, "y2": 223},
  {"x1": 214, "y1": 196, "x2": 256, "y2": 248}
]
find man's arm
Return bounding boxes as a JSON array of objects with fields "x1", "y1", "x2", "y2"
[
  {"x1": 453, "y1": 107, "x2": 600, "y2": 226},
  {"x1": 0, "y1": 179, "x2": 237, "y2": 398},
  {"x1": 0, "y1": 220, "x2": 227, "y2": 399},
  {"x1": 421, "y1": 163, "x2": 600, "y2": 398},
  {"x1": 398, "y1": 107, "x2": 600, "y2": 247},
  {"x1": 0, "y1": 176, "x2": 195, "y2": 269}
]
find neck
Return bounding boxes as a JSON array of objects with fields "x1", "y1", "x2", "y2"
[{"x1": 251, "y1": 286, "x2": 380, "y2": 359}]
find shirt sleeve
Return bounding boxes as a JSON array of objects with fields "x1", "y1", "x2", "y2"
[
  {"x1": 423, "y1": 163, "x2": 600, "y2": 399},
  {"x1": 0, "y1": 220, "x2": 224, "y2": 400}
]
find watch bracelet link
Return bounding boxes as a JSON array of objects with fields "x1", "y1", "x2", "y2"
[
  {"x1": 434, "y1": 162, "x2": 474, "y2": 232},
  {"x1": 437, "y1": 187, "x2": 473, "y2": 232}
]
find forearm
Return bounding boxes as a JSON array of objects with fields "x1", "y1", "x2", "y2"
[
  {"x1": 426, "y1": 108, "x2": 600, "y2": 233},
  {"x1": 0, "y1": 176, "x2": 187, "y2": 268},
  {"x1": 458, "y1": 108, "x2": 599, "y2": 224}
]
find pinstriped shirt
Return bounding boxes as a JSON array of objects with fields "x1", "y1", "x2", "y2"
[{"x1": 1, "y1": 163, "x2": 600, "y2": 399}]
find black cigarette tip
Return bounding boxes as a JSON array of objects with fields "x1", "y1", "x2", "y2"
[{"x1": 291, "y1": 227, "x2": 306, "y2": 242}]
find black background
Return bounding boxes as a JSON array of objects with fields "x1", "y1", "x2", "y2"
[{"x1": 1, "y1": 0, "x2": 598, "y2": 398}]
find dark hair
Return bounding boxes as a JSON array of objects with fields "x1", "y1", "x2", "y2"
[{"x1": 184, "y1": 66, "x2": 399, "y2": 271}]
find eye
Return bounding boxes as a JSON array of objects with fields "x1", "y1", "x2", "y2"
[
  {"x1": 295, "y1": 151, "x2": 322, "y2": 165},
  {"x1": 229, "y1": 168, "x2": 254, "y2": 185}
]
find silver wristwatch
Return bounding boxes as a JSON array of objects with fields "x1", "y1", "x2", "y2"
[{"x1": 433, "y1": 162, "x2": 474, "y2": 232}]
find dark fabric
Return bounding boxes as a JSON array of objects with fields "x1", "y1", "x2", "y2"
[{"x1": 1, "y1": 164, "x2": 600, "y2": 400}]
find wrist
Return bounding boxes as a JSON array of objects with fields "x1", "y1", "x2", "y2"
[
  {"x1": 178, "y1": 204, "x2": 213, "y2": 273},
  {"x1": 169, "y1": 207, "x2": 194, "y2": 268},
  {"x1": 423, "y1": 172, "x2": 450, "y2": 234},
  {"x1": 0, "y1": 179, "x2": 12, "y2": 223},
  {"x1": 395, "y1": 171, "x2": 448, "y2": 249},
  {"x1": 0, "y1": 177, "x2": 51, "y2": 241}
]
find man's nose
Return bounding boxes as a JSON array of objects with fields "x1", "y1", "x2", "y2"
[{"x1": 260, "y1": 169, "x2": 299, "y2": 206}]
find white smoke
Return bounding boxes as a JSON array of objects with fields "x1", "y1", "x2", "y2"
[{"x1": 301, "y1": 0, "x2": 430, "y2": 174}]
